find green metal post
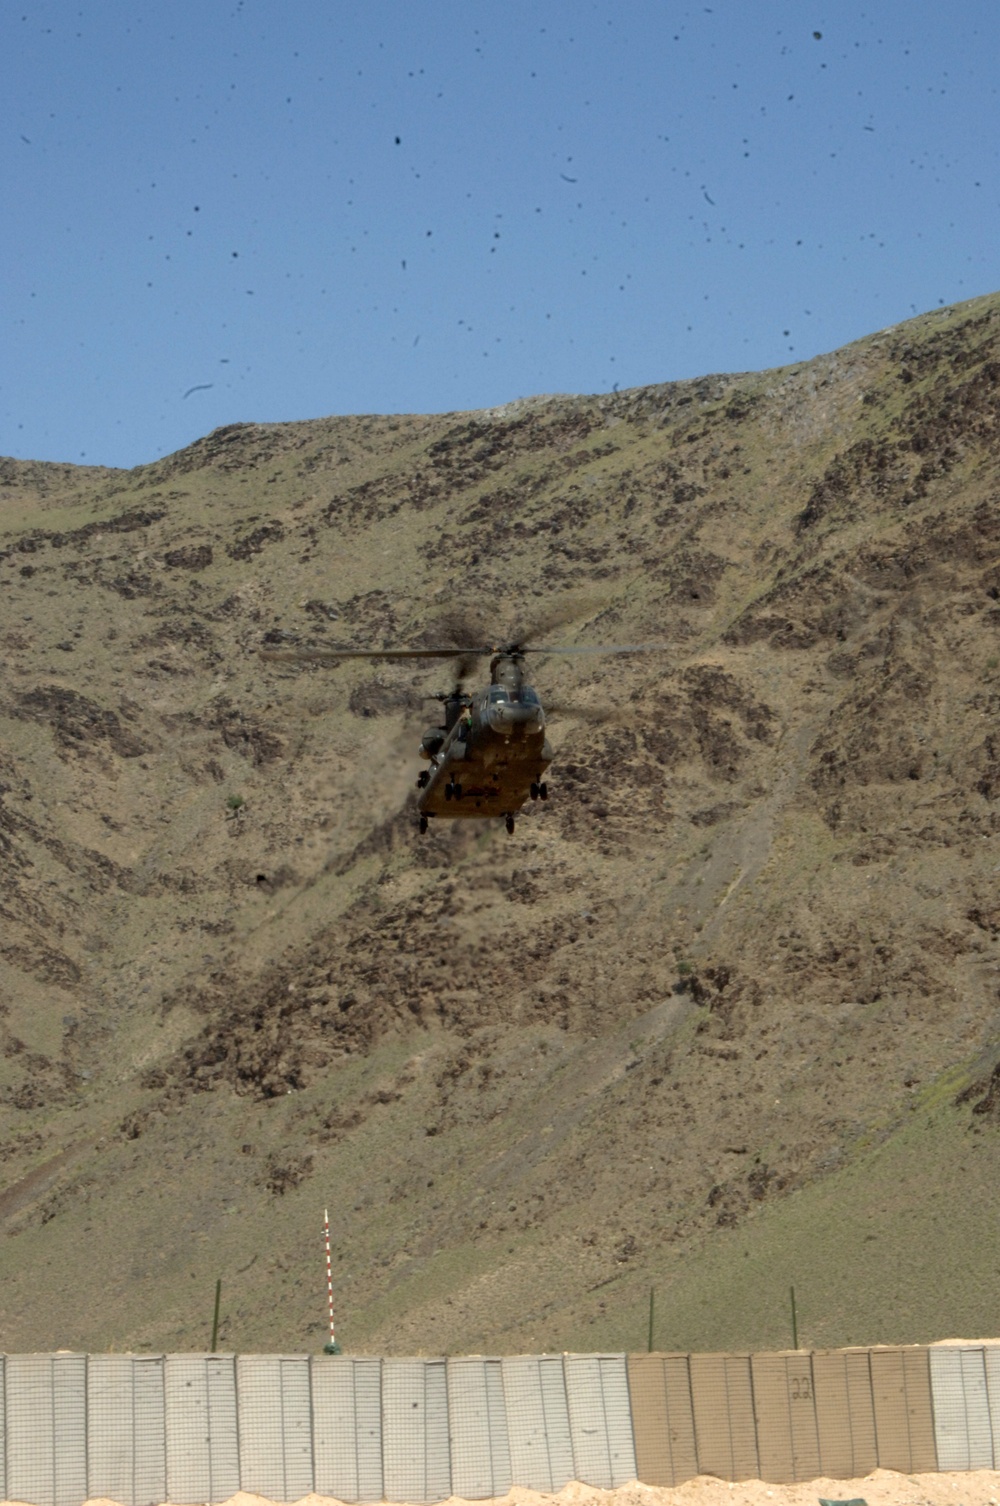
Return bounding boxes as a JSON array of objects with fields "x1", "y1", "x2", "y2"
[
  {"x1": 648, "y1": 1286, "x2": 655, "y2": 1352},
  {"x1": 211, "y1": 1278, "x2": 222, "y2": 1352},
  {"x1": 790, "y1": 1284, "x2": 798, "y2": 1350}
]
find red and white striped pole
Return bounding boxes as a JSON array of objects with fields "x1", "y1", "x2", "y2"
[{"x1": 323, "y1": 1207, "x2": 342, "y2": 1354}]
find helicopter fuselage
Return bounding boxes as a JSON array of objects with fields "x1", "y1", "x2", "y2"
[
  {"x1": 417, "y1": 668, "x2": 552, "y2": 825},
  {"x1": 262, "y1": 634, "x2": 663, "y2": 835}
]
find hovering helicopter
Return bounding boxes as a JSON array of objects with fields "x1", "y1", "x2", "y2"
[{"x1": 261, "y1": 637, "x2": 660, "y2": 835}]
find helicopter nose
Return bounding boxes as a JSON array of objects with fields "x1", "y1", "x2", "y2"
[{"x1": 492, "y1": 701, "x2": 543, "y2": 732}]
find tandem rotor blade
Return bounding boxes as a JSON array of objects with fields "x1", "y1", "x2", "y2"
[
  {"x1": 260, "y1": 645, "x2": 491, "y2": 665},
  {"x1": 544, "y1": 699, "x2": 631, "y2": 723},
  {"x1": 506, "y1": 588, "x2": 613, "y2": 648},
  {"x1": 519, "y1": 642, "x2": 670, "y2": 656},
  {"x1": 259, "y1": 640, "x2": 671, "y2": 666}
]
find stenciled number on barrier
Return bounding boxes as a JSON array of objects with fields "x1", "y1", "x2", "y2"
[{"x1": 789, "y1": 1373, "x2": 812, "y2": 1401}]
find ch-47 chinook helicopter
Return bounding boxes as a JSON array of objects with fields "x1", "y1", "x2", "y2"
[{"x1": 261, "y1": 636, "x2": 661, "y2": 835}]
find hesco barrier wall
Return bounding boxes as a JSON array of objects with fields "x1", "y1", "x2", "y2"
[{"x1": 0, "y1": 1345, "x2": 997, "y2": 1505}]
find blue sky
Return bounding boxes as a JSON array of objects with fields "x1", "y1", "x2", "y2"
[{"x1": 4, "y1": 0, "x2": 998, "y2": 469}]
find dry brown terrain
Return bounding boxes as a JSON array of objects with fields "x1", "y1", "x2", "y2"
[{"x1": 1, "y1": 293, "x2": 999, "y2": 1355}]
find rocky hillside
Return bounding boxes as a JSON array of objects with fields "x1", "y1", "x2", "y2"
[{"x1": 1, "y1": 294, "x2": 998, "y2": 1356}]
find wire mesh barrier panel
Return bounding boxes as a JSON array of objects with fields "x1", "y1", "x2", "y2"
[
  {"x1": 0, "y1": 1356, "x2": 5, "y2": 1503},
  {"x1": 5, "y1": 1354, "x2": 87, "y2": 1506},
  {"x1": 132, "y1": 1357, "x2": 169, "y2": 1506},
  {"x1": 987, "y1": 1348, "x2": 1000, "y2": 1469},
  {"x1": 929, "y1": 1346, "x2": 996, "y2": 1470},
  {"x1": 563, "y1": 1354, "x2": 637, "y2": 1489},
  {"x1": 87, "y1": 1356, "x2": 167, "y2": 1506},
  {"x1": 311, "y1": 1355, "x2": 383, "y2": 1503},
  {"x1": 235, "y1": 1355, "x2": 313, "y2": 1502},
  {"x1": 205, "y1": 1357, "x2": 241, "y2": 1502},
  {"x1": 381, "y1": 1359, "x2": 450, "y2": 1505},
  {"x1": 4, "y1": 1357, "x2": 49, "y2": 1506},
  {"x1": 445, "y1": 1357, "x2": 511, "y2": 1500},
  {"x1": 500, "y1": 1355, "x2": 575, "y2": 1492},
  {"x1": 87, "y1": 1356, "x2": 135, "y2": 1506},
  {"x1": 52, "y1": 1357, "x2": 87, "y2": 1506},
  {"x1": 1, "y1": 1344, "x2": 998, "y2": 1503},
  {"x1": 164, "y1": 1355, "x2": 240, "y2": 1504}
]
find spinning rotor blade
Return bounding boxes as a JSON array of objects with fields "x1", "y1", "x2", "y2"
[
  {"x1": 451, "y1": 649, "x2": 482, "y2": 683},
  {"x1": 544, "y1": 699, "x2": 630, "y2": 723},
  {"x1": 506, "y1": 588, "x2": 610, "y2": 649},
  {"x1": 260, "y1": 645, "x2": 490, "y2": 665},
  {"x1": 516, "y1": 642, "x2": 669, "y2": 656},
  {"x1": 260, "y1": 632, "x2": 670, "y2": 668}
]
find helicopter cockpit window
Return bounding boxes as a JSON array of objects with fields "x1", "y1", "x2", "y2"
[
  {"x1": 488, "y1": 687, "x2": 509, "y2": 703},
  {"x1": 519, "y1": 687, "x2": 540, "y2": 706}
]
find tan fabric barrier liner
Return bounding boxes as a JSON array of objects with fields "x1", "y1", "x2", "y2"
[
  {"x1": 870, "y1": 1347, "x2": 937, "y2": 1473},
  {"x1": 812, "y1": 1349, "x2": 879, "y2": 1479},
  {"x1": 751, "y1": 1353, "x2": 820, "y2": 1483},
  {"x1": 688, "y1": 1354, "x2": 759, "y2": 1483},
  {"x1": 629, "y1": 1347, "x2": 938, "y2": 1486},
  {"x1": 626, "y1": 1355, "x2": 697, "y2": 1487}
]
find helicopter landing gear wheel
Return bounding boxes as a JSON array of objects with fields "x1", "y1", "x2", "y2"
[
  {"x1": 530, "y1": 782, "x2": 539, "y2": 800},
  {"x1": 444, "y1": 781, "x2": 453, "y2": 801},
  {"x1": 416, "y1": 769, "x2": 430, "y2": 788},
  {"x1": 453, "y1": 782, "x2": 463, "y2": 800},
  {"x1": 539, "y1": 782, "x2": 548, "y2": 801},
  {"x1": 505, "y1": 814, "x2": 515, "y2": 834},
  {"x1": 419, "y1": 815, "x2": 428, "y2": 834}
]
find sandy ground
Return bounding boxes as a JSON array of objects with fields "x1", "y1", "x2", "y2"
[{"x1": 42, "y1": 1479, "x2": 1000, "y2": 1506}]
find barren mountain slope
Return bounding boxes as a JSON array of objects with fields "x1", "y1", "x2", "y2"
[{"x1": 0, "y1": 294, "x2": 998, "y2": 1356}]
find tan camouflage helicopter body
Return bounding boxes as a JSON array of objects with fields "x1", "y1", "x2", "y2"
[
  {"x1": 262, "y1": 636, "x2": 658, "y2": 835},
  {"x1": 414, "y1": 649, "x2": 552, "y2": 833}
]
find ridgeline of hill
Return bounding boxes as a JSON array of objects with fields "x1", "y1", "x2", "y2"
[{"x1": 1, "y1": 294, "x2": 999, "y2": 1356}]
